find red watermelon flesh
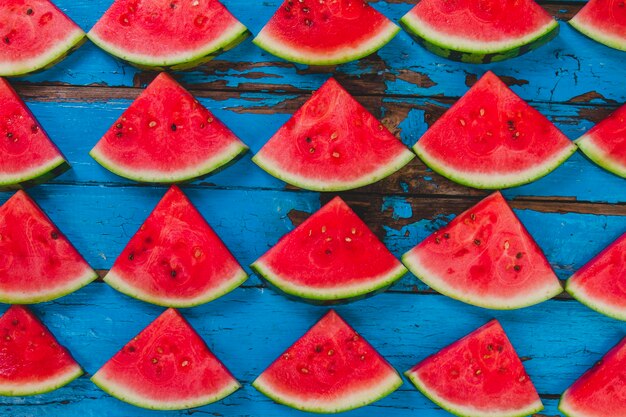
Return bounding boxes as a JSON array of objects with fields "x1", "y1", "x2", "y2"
[
  {"x1": 252, "y1": 310, "x2": 402, "y2": 413},
  {"x1": 405, "y1": 320, "x2": 543, "y2": 417},
  {"x1": 252, "y1": 78, "x2": 414, "y2": 191},
  {"x1": 0, "y1": 190, "x2": 97, "y2": 304},
  {"x1": 90, "y1": 72, "x2": 248, "y2": 183},
  {"x1": 570, "y1": 0, "x2": 626, "y2": 51},
  {"x1": 413, "y1": 71, "x2": 576, "y2": 189},
  {"x1": 0, "y1": 77, "x2": 69, "y2": 189},
  {"x1": 91, "y1": 308, "x2": 240, "y2": 410},
  {"x1": 0, "y1": 305, "x2": 83, "y2": 396},
  {"x1": 0, "y1": 0, "x2": 85, "y2": 76},
  {"x1": 253, "y1": 0, "x2": 400, "y2": 65},
  {"x1": 104, "y1": 185, "x2": 247, "y2": 307},
  {"x1": 252, "y1": 196, "x2": 406, "y2": 302},
  {"x1": 88, "y1": 0, "x2": 249, "y2": 69},
  {"x1": 566, "y1": 232, "x2": 626, "y2": 321},
  {"x1": 575, "y1": 102, "x2": 626, "y2": 178},
  {"x1": 402, "y1": 191, "x2": 562, "y2": 309},
  {"x1": 559, "y1": 336, "x2": 626, "y2": 417}
]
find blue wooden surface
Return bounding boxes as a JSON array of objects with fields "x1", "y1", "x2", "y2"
[{"x1": 2, "y1": 0, "x2": 626, "y2": 416}]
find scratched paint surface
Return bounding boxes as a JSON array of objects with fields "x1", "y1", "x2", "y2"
[{"x1": 2, "y1": 0, "x2": 626, "y2": 416}]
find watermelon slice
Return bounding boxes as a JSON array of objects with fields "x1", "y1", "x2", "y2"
[
  {"x1": 91, "y1": 308, "x2": 240, "y2": 410},
  {"x1": 252, "y1": 196, "x2": 407, "y2": 302},
  {"x1": 569, "y1": 0, "x2": 626, "y2": 51},
  {"x1": 575, "y1": 102, "x2": 626, "y2": 178},
  {"x1": 400, "y1": 0, "x2": 558, "y2": 63},
  {"x1": 90, "y1": 72, "x2": 248, "y2": 183},
  {"x1": 104, "y1": 185, "x2": 247, "y2": 307},
  {"x1": 0, "y1": 191, "x2": 97, "y2": 304},
  {"x1": 0, "y1": 305, "x2": 83, "y2": 396},
  {"x1": 413, "y1": 71, "x2": 576, "y2": 189},
  {"x1": 405, "y1": 320, "x2": 543, "y2": 417},
  {"x1": 0, "y1": 0, "x2": 85, "y2": 76},
  {"x1": 0, "y1": 77, "x2": 69, "y2": 190},
  {"x1": 253, "y1": 0, "x2": 399, "y2": 65},
  {"x1": 252, "y1": 78, "x2": 414, "y2": 191},
  {"x1": 559, "y1": 336, "x2": 626, "y2": 417},
  {"x1": 253, "y1": 310, "x2": 402, "y2": 413},
  {"x1": 88, "y1": 0, "x2": 249, "y2": 70},
  {"x1": 566, "y1": 232, "x2": 626, "y2": 321},
  {"x1": 402, "y1": 192, "x2": 562, "y2": 310}
]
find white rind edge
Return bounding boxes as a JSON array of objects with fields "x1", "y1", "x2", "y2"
[
  {"x1": 0, "y1": 155, "x2": 67, "y2": 186},
  {"x1": 0, "y1": 363, "x2": 83, "y2": 396},
  {"x1": 575, "y1": 134, "x2": 626, "y2": 178},
  {"x1": 569, "y1": 16, "x2": 626, "y2": 52},
  {"x1": 565, "y1": 278, "x2": 626, "y2": 322}
]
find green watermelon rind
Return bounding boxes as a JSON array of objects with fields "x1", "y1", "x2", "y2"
[
  {"x1": 0, "y1": 28, "x2": 86, "y2": 77},
  {"x1": 251, "y1": 259, "x2": 407, "y2": 302},
  {"x1": 87, "y1": 22, "x2": 250, "y2": 70},
  {"x1": 401, "y1": 251, "x2": 563, "y2": 310},
  {"x1": 558, "y1": 389, "x2": 586, "y2": 417},
  {"x1": 252, "y1": 367, "x2": 403, "y2": 413},
  {"x1": 252, "y1": 21, "x2": 400, "y2": 66},
  {"x1": 400, "y1": 13, "x2": 559, "y2": 64},
  {"x1": 0, "y1": 156, "x2": 70, "y2": 191},
  {"x1": 103, "y1": 268, "x2": 248, "y2": 308},
  {"x1": 575, "y1": 134, "x2": 626, "y2": 179},
  {"x1": 569, "y1": 17, "x2": 626, "y2": 52},
  {"x1": 413, "y1": 140, "x2": 577, "y2": 189},
  {"x1": 565, "y1": 278, "x2": 626, "y2": 322},
  {"x1": 91, "y1": 372, "x2": 241, "y2": 411},
  {"x1": 0, "y1": 267, "x2": 98, "y2": 304},
  {"x1": 90, "y1": 140, "x2": 248, "y2": 184},
  {"x1": 405, "y1": 369, "x2": 544, "y2": 417},
  {"x1": 252, "y1": 148, "x2": 415, "y2": 192},
  {"x1": 0, "y1": 363, "x2": 83, "y2": 396}
]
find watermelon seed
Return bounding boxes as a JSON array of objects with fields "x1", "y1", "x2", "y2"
[
  {"x1": 360, "y1": 355, "x2": 365, "y2": 361},
  {"x1": 282, "y1": 353, "x2": 290, "y2": 359},
  {"x1": 330, "y1": 132, "x2": 338, "y2": 140},
  {"x1": 435, "y1": 237, "x2": 440, "y2": 244},
  {"x1": 116, "y1": 132, "x2": 123, "y2": 138},
  {"x1": 26, "y1": 8, "x2": 33, "y2": 15},
  {"x1": 207, "y1": 117, "x2": 213, "y2": 123},
  {"x1": 302, "y1": 7, "x2": 310, "y2": 12},
  {"x1": 305, "y1": 137, "x2": 312, "y2": 143},
  {"x1": 487, "y1": 344, "x2": 493, "y2": 351},
  {"x1": 31, "y1": 125, "x2": 39, "y2": 133},
  {"x1": 325, "y1": 237, "x2": 332, "y2": 242},
  {"x1": 470, "y1": 213, "x2": 476, "y2": 221},
  {"x1": 170, "y1": 2, "x2": 176, "y2": 8},
  {"x1": 128, "y1": 346, "x2": 135, "y2": 352},
  {"x1": 128, "y1": 253, "x2": 134, "y2": 261},
  {"x1": 309, "y1": 147, "x2": 315, "y2": 153},
  {"x1": 11, "y1": 319, "x2": 18, "y2": 326},
  {"x1": 194, "y1": 248, "x2": 202, "y2": 258},
  {"x1": 171, "y1": 124, "x2": 177, "y2": 131},
  {"x1": 475, "y1": 369, "x2": 482, "y2": 375},
  {"x1": 483, "y1": 354, "x2": 491, "y2": 359},
  {"x1": 149, "y1": 121, "x2": 157, "y2": 128},
  {"x1": 332, "y1": 152, "x2": 340, "y2": 158},
  {"x1": 304, "y1": 19, "x2": 312, "y2": 26},
  {"x1": 322, "y1": 226, "x2": 326, "y2": 233},
  {"x1": 315, "y1": 345, "x2": 323, "y2": 352},
  {"x1": 519, "y1": 375, "x2": 526, "y2": 382},
  {"x1": 151, "y1": 358, "x2": 158, "y2": 364},
  {"x1": 516, "y1": 252, "x2": 523, "y2": 259},
  {"x1": 115, "y1": 123, "x2": 123, "y2": 129},
  {"x1": 353, "y1": 335, "x2": 359, "y2": 341},
  {"x1": 50, "y1": 232, "x2": 58, "y2": 240},
  {"x1": 308, "y1": 230, "x2": 312, "y2": 237},
  {"x1": 497, "y1": 345, "x2": 504, "y2": 352},
  {"x1": 157, "y1": 347, "x2": 163, "y2": 354},
  {"x1": 504, "y1": 240, "x2": 510, "y2": 250},
  {"x1": 325, "y1": 249, "x2": 332, "y2": 255},
  {"x1": 6, "y1": 132, "x2": 12, "y2": 138},
  {"x1": 181, "y1": 360, "x2": 189, "y2": 367},
  {"x1": 514, "y1": 265, "x2": 521, "y2": 271},
  {"x1": 474, "y1": 239, "x2": 481, "y2": 246},
  {"x1": 170, "y1": 270, "x2": 177, "y2": 278},
  {"x1": 443, "y1": 233, "x2": 450, "y2": 239},
  {"x1": 300, "y1": 367, "x2": 309, "y2": 374},
  {"x1": 351, "y1": 228, "x2": 356, "y2": 235},
  {"x1": 459, "y1": 119, "x2": 466, "y2": 126},
  {"x1": 5, "y1": 336, "x2": 11, "y2": 341},
  {"x1": 3, "y1": 37, "x2": 10, "y2": 45},
  {"x1": 507, "y1": 120, "x2": 515, "y2": 131},
  {"x1": 345, "y1": 237, "x2": 352, "y2": 242},
  {"x1": 378, "y1": 124, "x2": 384, "y2": 131},
  {"x1": 479, "y1": 108, "x2": 485, "y2": 116},
  {"x1": 327, "y1": 349, "x2": 334, "y2": 356}
]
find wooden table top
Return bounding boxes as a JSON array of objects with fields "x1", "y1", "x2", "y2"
[{"x1": 1, "y1": 1, "x2": 625, "y2": 416}]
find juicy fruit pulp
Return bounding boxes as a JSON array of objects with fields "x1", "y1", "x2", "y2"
[
  {"x1": 253, "y1": 310, "x2": 403, "y2": 413},
  {"x1": 90, "y1": 72, "x2": 248, "y2": 183},
  {"x1": 559, "y1": 336, "x2": 626, "y2": 417},
  {"x1": 0, "y1": 305, "x2": 83, "y2": 396},
  {"x1": 406, "y1": 320, "x2": 543, "y2": 417},
  {"x1": 0, "y1": 0, "x2": 85, "y2": 76},
  {"x1": 575, "y1": 102, "x2": 626, "y2": 178},
  {"x1": 0, "y1": 191, "x2": 97, "y2": 303},
  {"x1": 402, "y1": 192, "x2": 562, "y2": 309},
  {"x1": 252, "y1": 196, "x2": 407, "y2": 302},
  {"x1": 91, "y1": 308, "x2": 240, "y2": 410},
  {"x1": 413, "y1": 71, "x2": 576, "y2": 189},
  {"x1": 252, "y1": 78, "x2": 414, "y2": 191},
  {"x1": 569, "y1": 0, "x2": 626, "y2": 51},
  {"x1": 566, "y1": 232, "x2": 626, "y2": 321},
  {"x1": 253, "y1": 0, "x2": 400, "y2": 65},
  {"x1": 104, "y1": 185, "x2": 248, "y2": 307},
  {"x1": 0, "y1": 77, "x2": 69, "y2": 189},
  {"x1": 400, "y1": 0, "x2": 558, "y2": 63},
  {"x1": 88, "y1": 0, "x2": 249, "y2": 69}
]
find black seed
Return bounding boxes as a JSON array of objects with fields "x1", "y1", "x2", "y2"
[
  {"x1": 170, "y1": 2, "x2": 176, "y2": 8},
  {"x1": 325, "y1": 249, "x2": 332, "y2": 255},
  {"x1": 3, "y1": 37, "x2": 10, "y2": 45},
  {"x1": 171, "y1": 124, "x2": 177, "y2": 131},
  {"x1": 474, "y1": 239, "x2": 481, "y2": 246},
  {"x1": 31, "y1": 125, "x2": 39, "y2": 133},
  {"x1": 128, "y1": 346, "x2": 136, "y2": 352},
  {"x1": 487, "y1": 344, "x2": 493, "y2": 351},
  {"x1": 507, "y1": 120, "x2": 515, "y2": 131},
  {"x1": 50, "y1": 231, "x2": 58, "y2": 240},
  {"x1": 443, "y1": 233, "x2": 450, "y2": 239},
  {"x1": 516, "y1": 252, "x2": 523, "y2": 259},
  {"x1": 315, "y1": 345, "x2": 322, "y2": 352},
  {"x1": 6, "y1": 132, "x2": 12, "y2": 138},
  {"x1": 305, "y1": 137, "x2": 312, "y2": 143},
  {"x1": 26, "y1": 8, "x2": 33, "y2": 15},
  {"x1": 128, "y1": 253, "x2": 134, "y2": 261},
  {"x1": 497, "y1": 345, "x2": 504, "y2": 352},
  {"x1": 116, "y1": 132, "x2": 123, "y2": 138},
  {"x1": 115, "y1": 123, "x2": 123, "y2": 129},
  {"x1": 170, "y1": 270, "x2": 177, "y2": 278},
  {"x1": 514, "y1": 265, "x2": 521, "y2": 271},
  {"x1": 435, "y1": 237, "x2": 441, "y2": 244},
  {"x1": 470, "y1": 213, "x2": 476, "y2": 221}
]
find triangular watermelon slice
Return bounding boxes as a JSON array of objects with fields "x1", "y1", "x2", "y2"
[
  {"x1": 405, "y1": 320, "x2": 543, "y2": 417},
  {"x1": 0, "y1": 77, "x2": 69, "y2": 190},
  {"x1": 400, "y1": 0, "x2": 558, "y2": 63},
  {"x1": 90, "y1": 72, "x2": 248, "y2": 183},
  {"x1": 413, "y1": 71, "x2": 576, "y2": 189},
  {"x1": 253, "y1": 310, "x2": 403, "y2": 413},
  {"x1": 88, "y1": 0, "x2": 249, "y2": 70},
  {"x1": 575, "y1": 102, "x2": 626, "y2": 178},
  {"x1": 252, "y1": 196, "x2": 407, "y2": 302},
  {"x1": 0, "y1": 305, "x2": 83, "y2": 396},
  {"x1": 569, "y1": 0, "x2": 626, "y2": 51},
  {"x1": 559, "y1": 336, "x2": 626, "y2": 417},
  {"x1": 252, "y1": 78, "x2": 414, "y2": 191},
  {"x1": 566, "y1": 232, "x2": 626, "y2": 321},
  {"x1": 402, "y1": 192, "x2": 562, "y2": 309},
  {"x1": 104, "y1": 185, "x2": 248, "y2": 307},
  {"x1": 0, "y1": 190, "x2": 97, "y2": 303},
  {"x1": 91, "y1": 308, "x2": 240, "y2": 410},
  {"x1": 253, "y1": 0, "x2": 399, "y2": 65},
  {"x1": 0, "y1": 0, "x2": 85, "y2": 76}
]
